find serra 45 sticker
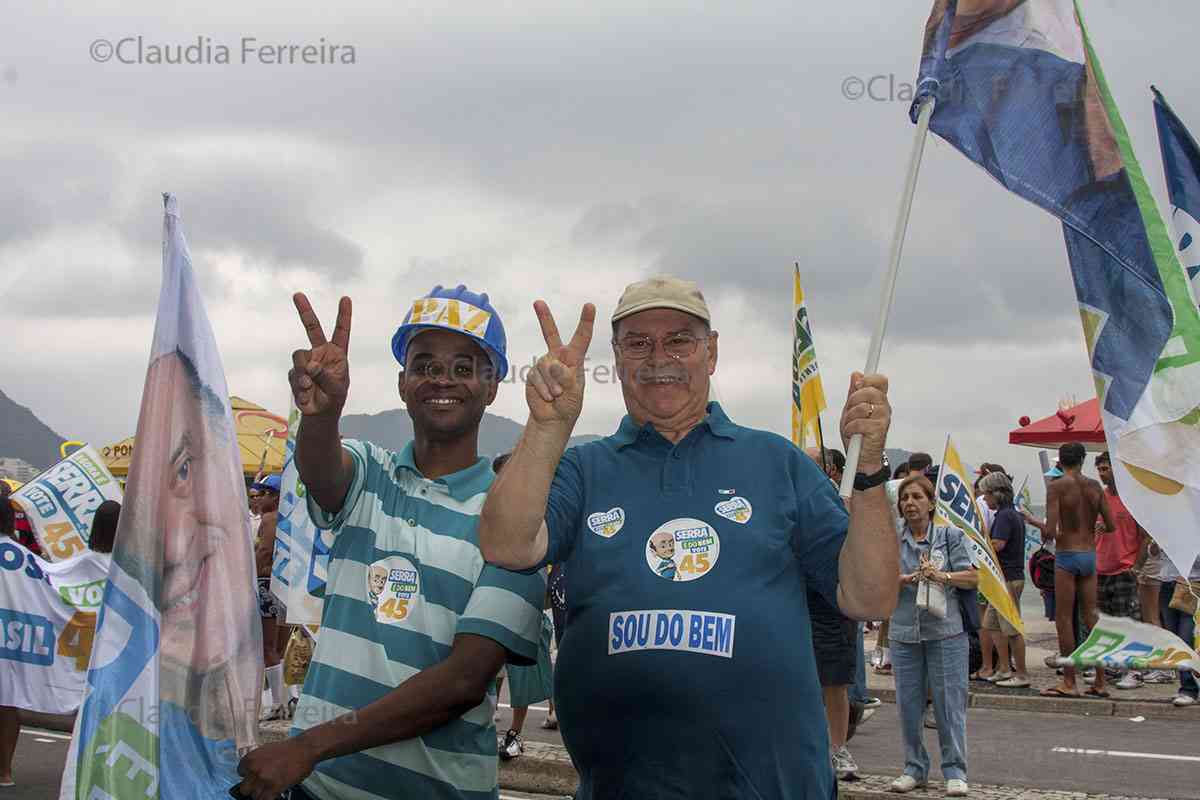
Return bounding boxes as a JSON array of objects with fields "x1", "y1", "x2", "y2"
[
  {"x1": 644, "y1": 518, "x2": 720, "y2": 582},
  {"x1": 367, "y1": 556, "x2": 420, "y2": 626}
]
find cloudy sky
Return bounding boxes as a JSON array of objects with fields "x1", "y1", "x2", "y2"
[{"x1": 2, "y1": 0, "x2": 1196, "y2": 500}]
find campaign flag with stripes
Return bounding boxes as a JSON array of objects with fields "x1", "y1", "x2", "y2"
[
  {"x1": 61, "y1": 195, "x2": 263, "y2": 799},
  {"x1": 791, "y1": 266, "x2": 827, "y2": 450},
  {"x1": 933, "y1": 436, "x2": 1023, "y2": 634},
  {"x1": 913, "y1": 0, "x2": 1200, "y2": 577},
  {"x1": 1154, "y1": 87, "x2": 1200, "y2": 307}
]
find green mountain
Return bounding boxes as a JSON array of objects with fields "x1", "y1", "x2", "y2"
[{"x1": 0, "y1": 387, "x2": 66, "y2": 470}]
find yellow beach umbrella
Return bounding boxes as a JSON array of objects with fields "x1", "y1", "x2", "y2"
[{"x1": 100, "y1": 396, "x2": 289, "y2": 478}]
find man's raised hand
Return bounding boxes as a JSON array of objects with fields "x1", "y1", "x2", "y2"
[
  {"x1": 289, "y1": 293, "x2": 352, "y2": 420},
  {"x1": 526, "y1": 300, "x2": 596, "y2": 427}
]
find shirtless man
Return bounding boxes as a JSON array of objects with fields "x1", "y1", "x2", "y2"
[{"x1": 1040, "y1": 442, "x2": 1114, "y2": 698}]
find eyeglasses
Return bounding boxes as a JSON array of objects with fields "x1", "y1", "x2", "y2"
[{"x1": 613, "y1": 331, "x2": 709, "y2": 360}]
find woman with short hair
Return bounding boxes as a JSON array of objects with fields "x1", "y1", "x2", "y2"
[{"x1": 889, "y1": 475, "x2": 979, "y2": 797}]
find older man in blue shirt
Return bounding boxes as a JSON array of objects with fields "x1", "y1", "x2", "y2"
[{"x1": 479, "y1": 276, "x2": 900, "y2": 799}]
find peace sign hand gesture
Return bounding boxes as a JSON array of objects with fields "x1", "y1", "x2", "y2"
[
  {"x1": 289, "y1": 293, "x2": 352, "y2": 421},
  {"x1": 527, "y1": 300, "x2": 596, "y2": 427}
]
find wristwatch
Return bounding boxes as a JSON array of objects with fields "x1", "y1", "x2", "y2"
[{"x1": 853, "y1": 453, "x2": 890, "y2": 491}]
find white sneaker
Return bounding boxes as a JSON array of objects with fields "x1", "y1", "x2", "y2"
[
  {"x1": 832, "y1": 746, "x2": 859, "y2": 781},
  {"x1": 1145, "y1": 670, "x2": 1176, "y2": 684},
  {"x1": 923, "y1": 705, "x2": 938, "y2": 729},
  {"x1": 890, "y1": 774, "x2": 926, "y2": 793},
  {"x1": 945, "y1": 778, "x2": 969, "y2": 797},
  {"x1": 1172, "y1": 694, "x2": 1197, "y2": 707},
  {"x1": 499, "y1": 729, "x2": 524, "y2": 760},
  {"x1": 1115, "y1": 672, "x2": 1143, "y2": 690}
]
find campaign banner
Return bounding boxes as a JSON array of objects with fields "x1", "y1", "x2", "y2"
[
  {"x1": 11, "y1": 445, "x2": 122, "y2": 561},
  {"x1": 62, "y1": 194, "x2": 263, "y2": 799},
  {"x1": 1065, "y1": 613, "x2": 1200, "y2": 672},
  {"x1": 0, "y1": 541, "x2": 110, "y2": 714},
  {"x1": 272, "y1": 400, "x2": 330, "y2": 626},
  {"x1": 274, "y1": 401, "x2": 331, "y2": 627},
  {"x1": 791, "y1": 265, "x2": 827, "y2": 450},
  {"x1": 933, "y1": 436, "x2": 1024, "y2": 634},
  {"x1": 268, "y1": 402, "x2": 299, "y2": 609}
]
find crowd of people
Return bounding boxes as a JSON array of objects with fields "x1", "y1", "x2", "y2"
[{"x1": 2, "y1": 273, "x2": 1197, "y2": 800}]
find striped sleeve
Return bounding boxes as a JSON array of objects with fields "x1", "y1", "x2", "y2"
[
  {"x1": 457, "y1": 565, "x2": 546, "y2": 666},
  {"x1": 306, "y1": 438, "x2": 370, "y2": 531}
]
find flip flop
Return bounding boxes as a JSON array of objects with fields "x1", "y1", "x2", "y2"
[
  {"x1": 1039, "y1": 687, "x2": 1080, "y2": 698},
  {"x1": 1084, "y1": 688, "x2": 1111, "y2": 699}
]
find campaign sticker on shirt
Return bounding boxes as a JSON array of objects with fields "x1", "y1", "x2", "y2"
[
  {"x1": 587, "y1": 508, "x2": 625, "y2": 538},
  {"x1": 645, "y1": 518, "x2": 720, "y2": 582},
  {"x1": 714, "y1": 496, "x2": 752, "y2": 524},
  {"x1": 608, "y1": 609, "x2": 736, "y2": 658},
  {"x1": 929, "y1": 549, "x2": 947, "y2": 570},
  {"x1": 366, "y1": 556, "x2": 420, "y2": 626}
]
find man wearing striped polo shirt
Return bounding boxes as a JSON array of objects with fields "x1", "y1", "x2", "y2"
[{"x1": 235, "y1": 285, "x2": 545, "y2": 800}]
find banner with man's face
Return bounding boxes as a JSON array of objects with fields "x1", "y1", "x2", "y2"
[{"x1": 61, "y1": 195, "x2": 263, "y2": 800}]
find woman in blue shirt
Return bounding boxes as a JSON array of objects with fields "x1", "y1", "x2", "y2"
[{"x1": 888, "y1": 475, "x2": 978, "y2": 797}]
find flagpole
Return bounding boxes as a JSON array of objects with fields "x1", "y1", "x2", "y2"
[{"x1": 839, "y1": 95, "x2": 936, "y2": 499}]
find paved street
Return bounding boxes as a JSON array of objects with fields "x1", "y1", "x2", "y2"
[
  {"x1": 498, "y1": 700, "x2": 1200, "y2": 799},
  {"x1": 13, "y1": 699, "x2": 1200, "y2": 799}
]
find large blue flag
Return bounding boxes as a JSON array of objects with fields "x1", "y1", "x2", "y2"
[
  {"x1": 62, "y1": 195, "x2": 263, "y2": 799},
  {"x1": 1154, "y1": 87, "x2": 1200, "y2": 308},
  {"x1": 913, "y1": 0, "x2": 1200, "y2": 575}
]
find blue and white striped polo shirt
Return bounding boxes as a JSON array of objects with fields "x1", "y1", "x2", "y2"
[{"x1": 290, "y1": 439, "x2": 545, "y2": 800}]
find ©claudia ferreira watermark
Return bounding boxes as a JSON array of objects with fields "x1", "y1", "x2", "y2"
[
  {"x1": 89, "y1": 36, "x2": 357, "y2": 65},
  {"x1": 501, "y1": 356, "x2": 621, "y2": 386},
  {"x1": 842, "y1": 72, "x2": 1082, "y2": 104}
]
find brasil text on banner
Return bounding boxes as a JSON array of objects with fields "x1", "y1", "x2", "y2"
[
  {"x1": 61, "y1": 195, "x2": 263, "y2": 800},
  {"x1": 791, "y1": 266, "x2": 827, "y2": 450},
  {"x1": 11, "y1": 445, "x2": 122, "y2": 562},
  {"x1": 933, "y1": 436, "x2": 1023, "y2": 634},
  {"x1": 0, "y1": 541, "x2": 110, "y2": 714},
  {"x1": 913, "y1": 0, "x2": 1200, "y2": 577}
]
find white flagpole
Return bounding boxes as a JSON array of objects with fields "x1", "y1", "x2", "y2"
[{"x1": 840, "y1": 96, "x2": 937, "y2": 499}]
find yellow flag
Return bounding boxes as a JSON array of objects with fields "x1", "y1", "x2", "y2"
[
  {"x1": 791, "y1": 266, "x2": 826, "y2": 449},
  {"x1": 932, "y1": 436, "x2": 1024, "y2": 634}
]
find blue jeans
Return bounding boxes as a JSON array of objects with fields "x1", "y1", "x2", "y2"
[
  {"x1": 850, "y1": 623, "x2": 869, "y2": 704},
  {"x1": 1160, "y1": 582, "x2": 1199, "y2": 698},
  {"x1": 892, "y1": 634, "x2": 969, "y2": 783}
]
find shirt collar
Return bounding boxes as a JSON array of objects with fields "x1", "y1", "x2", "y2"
[
  {"x1": 396, "y1": 441, "x2": 493, "y2": 502},
  {"x1": 612, "y1": 402, "x2": 739, "y2": 450},
  {"x1": 901, "y1": 523, "x2": 935, "y2": 547}
]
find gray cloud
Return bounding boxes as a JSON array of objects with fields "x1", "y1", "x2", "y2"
[{"x1": 0, "y1": 0, "x2": 1196, "y2": 486}]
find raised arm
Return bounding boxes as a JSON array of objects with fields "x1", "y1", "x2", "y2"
[
  {"x1": 835, "y1": 372, "x2": 901, "y2": 621},
  {"x1": 289, "y1": 293, "x2": 356, "y2": 515},
  {"x1": 479, "y1": 301, "x2": 595, "y2": 569}
]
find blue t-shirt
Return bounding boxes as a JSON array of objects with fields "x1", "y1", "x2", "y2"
[
  {"x1": 989, "y1": 506, "x2": 1026, "y2": 582},
  {"x1": 535, "y1": 403, "x2": 847, "y2": 800}
]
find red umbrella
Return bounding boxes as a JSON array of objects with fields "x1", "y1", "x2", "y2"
[{"x1": 1009, "y1": 398, "x2": 1106, "y2": 452}]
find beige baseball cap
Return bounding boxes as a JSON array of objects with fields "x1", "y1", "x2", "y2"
[{"x1": 611, "y1": 275, "x2": 711, "y2": 325}]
